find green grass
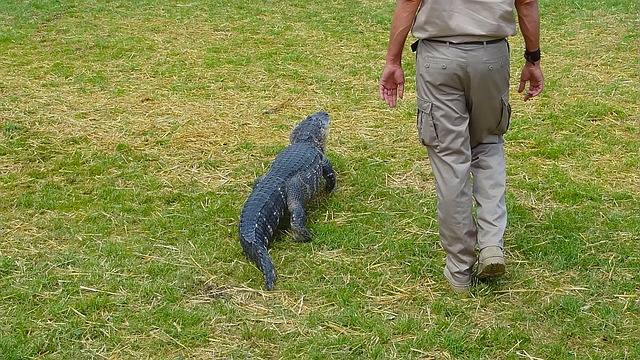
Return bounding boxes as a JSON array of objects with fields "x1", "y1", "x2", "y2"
[{"x1": 1, "y1": 0, "x2": 638, "y2": 358}]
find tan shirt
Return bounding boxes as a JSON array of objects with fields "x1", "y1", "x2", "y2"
[{"x1": 412, "y1": 0, "x2": 517, "y2": 42}]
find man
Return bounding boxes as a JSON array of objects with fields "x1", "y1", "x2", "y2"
[{"x1": 380, "y1": 0, "x2": 544, "y2": 293}]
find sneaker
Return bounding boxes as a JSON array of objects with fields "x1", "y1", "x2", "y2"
[
  {"x1": 476, "y1": 246, "x2": 505, "y2": 280},
  {"x1": 443, "y1": 266, "x2": 471, "y2": 294}
]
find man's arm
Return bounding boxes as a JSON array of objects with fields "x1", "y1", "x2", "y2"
[
  {"x1": 515, "y1": 0, "x2": 544, "y2": 101},
  {"x1": 379, "y1": 0, "x2": 422, "y2": 108}
]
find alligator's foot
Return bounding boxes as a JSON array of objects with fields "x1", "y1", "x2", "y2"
[
  {"x1": 292, "y1": 227, "x2": 313, "y2": 242},
  {"x1": 325, "y1": 183, "x2": 336, "y2": 193}
]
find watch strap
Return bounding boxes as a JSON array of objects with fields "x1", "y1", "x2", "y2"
[{"x1": 524, "y1": 49, "x2": 541, "y2": 64}]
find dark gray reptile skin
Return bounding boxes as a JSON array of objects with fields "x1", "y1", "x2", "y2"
[{"x1": 239, "y1": 111, "x2": 336, "y2": 290}]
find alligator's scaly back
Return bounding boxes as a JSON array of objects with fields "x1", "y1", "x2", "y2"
[{"x1": 239, "y1": 111, "x2": 335, "y2": 290}]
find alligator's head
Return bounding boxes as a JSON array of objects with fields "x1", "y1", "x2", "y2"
[{"x1": 289, "y1": 111, "x2": 330, "y2": 151}]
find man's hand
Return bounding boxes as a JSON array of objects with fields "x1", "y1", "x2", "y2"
[
  {"x1": 518, "y1": 62, "x2": 544, "y2": 101},
  {"x1": 379, "y1": 64, "x2": 405, "y2": 108}
]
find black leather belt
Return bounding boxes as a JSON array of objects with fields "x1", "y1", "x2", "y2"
[
  {"x1": 427, "y1": 38, "x2": 505, "y2": 45},
  {"x1": 412, "y1": 38, "x2": 505, "y2": 52}
]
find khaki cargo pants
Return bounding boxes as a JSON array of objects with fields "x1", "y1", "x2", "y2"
[{"x1": 415, "y1": 39, "x2": 511, "y2": 285}]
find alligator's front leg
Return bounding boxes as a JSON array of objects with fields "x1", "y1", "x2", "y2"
[
  {"x1": 322, "y1": 158, "x2": 336, "y2": 192},
  {"x1": 285, "y1": 179, "x2": 313, "y2": 242}
]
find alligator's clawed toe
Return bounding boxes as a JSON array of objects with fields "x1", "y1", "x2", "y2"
[{"x1": 292, "y1": 227, "x2": 313, "y2": 242}]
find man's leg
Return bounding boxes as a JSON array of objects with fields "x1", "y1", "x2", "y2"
[
  {"x1": 466, "y1": 41, "x2": 511, "y2": 278},
  {"x1": 415, "y1": 40, "x2": 478, "y2": 289},
  {"x1": 471, "y1": 138, "x2": 507, "y2": 279},
  {"x1": 428, "y1": 147, "x2": 477, "y2": 288}
]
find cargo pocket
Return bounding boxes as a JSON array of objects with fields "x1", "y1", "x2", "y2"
[
  {"x1": 416, "y1": 96, "x2": 439, "y2": 148},
  {"x1": 495, "y1": 94, "x2": 511, "y2": 135}
]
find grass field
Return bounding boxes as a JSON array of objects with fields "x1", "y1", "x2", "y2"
[{"x1": 1, "y1": 0, "x2": 638, "y2": 358}]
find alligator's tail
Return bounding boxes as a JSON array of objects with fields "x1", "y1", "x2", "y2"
[{"x1": 239, "y1": 234, "x2": 276, "y2": 290}]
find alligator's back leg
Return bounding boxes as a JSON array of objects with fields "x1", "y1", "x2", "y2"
[
  {"x1": 285, "y1": 179, "x2": 313, "y2": 242},
  {"x1": 322, "y1": 158, "x2": 336, "y2": 192}
]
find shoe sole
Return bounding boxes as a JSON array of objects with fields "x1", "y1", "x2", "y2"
[{"x1": 476, "y1": 257, "x2": 505, "y2": 280}]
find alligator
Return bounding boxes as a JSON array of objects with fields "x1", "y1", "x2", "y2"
[{"x1": 238, "y1": 111, "x2": 336, "y2": 290}]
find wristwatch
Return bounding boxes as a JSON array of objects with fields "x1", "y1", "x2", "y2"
[{"x1": 524, "y1": 49, "x2": 541, "y2": 65}]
